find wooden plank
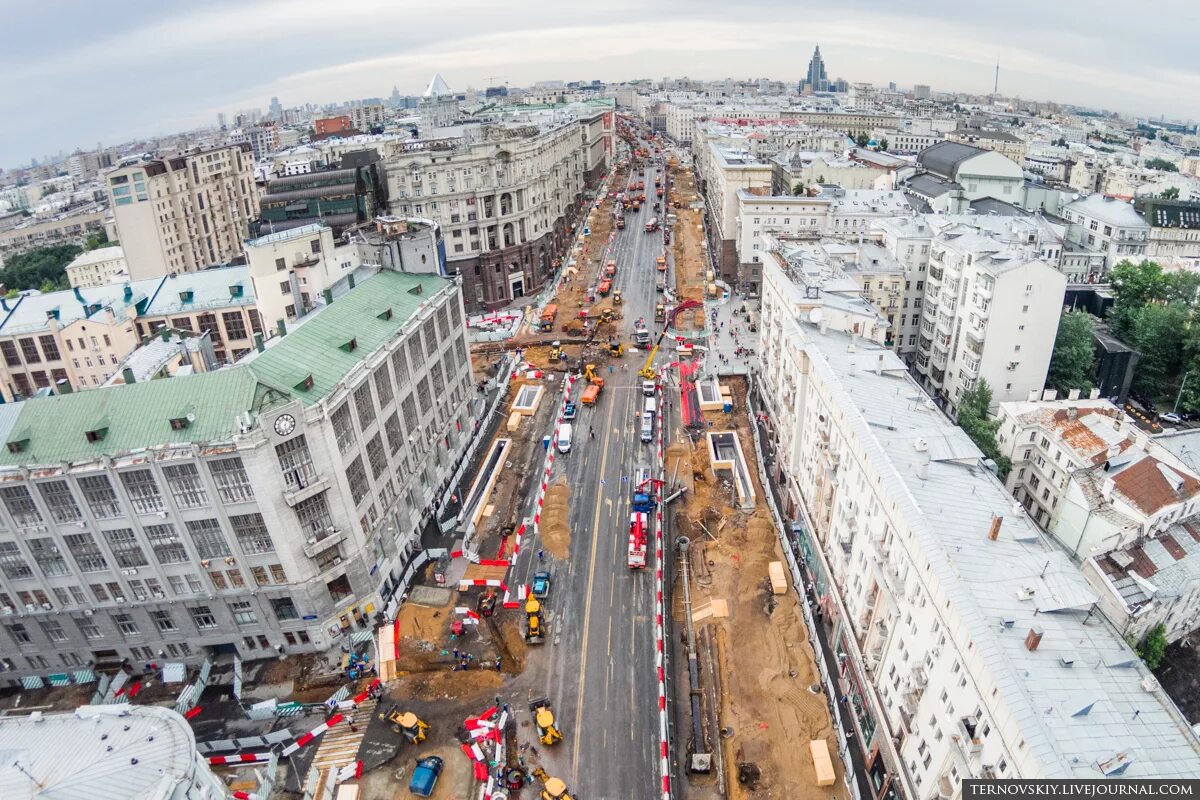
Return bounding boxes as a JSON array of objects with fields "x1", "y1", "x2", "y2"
[{"x1": 768, "y1": 561, "x2": 788, "y2": 595}]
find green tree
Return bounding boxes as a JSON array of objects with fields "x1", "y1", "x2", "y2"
[
  {"x1": 1127, "y1": 303, "x2": 1189, "y2": 398},
  {"x1": 1145, "y1": 157, "x2": 1178, "y2": 172},
  {"x1": 955, "y1": 380, "x2": 1011, "y2": 475},
  {"x1": 1046, "y1": 311, "x2": 1095, "y2": 394},
  {"x1": 878, "y1": 138, "x2": 889, "y2": 152},
  {"x1": 1161, "y1": 186, "x2": 1180, "y2": 200},
  {"x1": 854, "y1": 132, "x2": 870, "y2": 148},
  {"x1": 792, "y1": 182, "x2": 805, "y2": 195},
  {"x1": 83, "y1": 230, "x2": 109, "y2": 251},
  {"x1": 1107, "y1": 259, "x2": 1170, "y2": 338},
  {"x1": 1137, "y1": 623, "x2": 1168, "y2": 669},
  {"x1": 0, "y1": 244, "x2": 79, "y2": 293}
]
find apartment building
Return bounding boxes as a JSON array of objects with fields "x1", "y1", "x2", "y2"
[
  {"x1": 1061, "y1": 194, "x2": 1150, "y2": 272},
  {"x1": 946, "y1": 127, "x2": 1027, "y2": 165},
  {"x1": 106, "y1": 144, "x2": 261, "y2": 281},
  {"x1": 347, "y1": 104, "x2": 386, "y2": 134},
  {"x1": 755, "y1": 260, "x2": 1200, "y2": 797},
  {"x1": 380, "y1": 110, "x2": 609, "y2": 311},
  {"x1": 0, "y1": 266, "x2": 261, "y2": 401},
  {"x1": 1133, "y1": 197, "x2": 1200, "y2": 269},
  {"x1": 902, "y1": 142, "x2": 1026, "y2": 214},
  {"x1": 64, "y1": 246, "x2": 127, "y2": 289},
  {"x1": 997, "y1": 399, "x2": 1200, "y2": 645},
  {"x1": 696, "y1": 143, "x2": 775, "y2": 285},
  {"x1": 0, "y1": 209, "x2": 108, "y2": 263},
  {"x1": 772, "y1": 149, "x2": 892, "y2": 191},
  {"x1": 0, "y1": 269, "x2": 473, "y2": 680}
]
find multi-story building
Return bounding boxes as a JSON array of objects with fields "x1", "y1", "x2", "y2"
[
  {"x1": 802, "y1": 46, "x2": 830, "y2": 93},
  {"x1": 64, "y1": 246, "x2": 128, "y2": 289},
  {"x1": 902, "y1": 142, "x2": 1025, "y2": 214},
  {"x1": 946, "y1": 127, "x2": 1027, "y2": 165},
  {"x1": 254, "y1": 150, "x2": 385, "y2": 236},
  {"x1": 347, "y1": 104, "x2": 386, "y2": 134},
  {"x1": 106, "y1": 144, "x2": 261, "y2": 281},
  {"x1": 67, "y1": 149, "x2": 113, "y2": 183},
  {"x1": 1133, "y1": 197, "x2": 1200, "y2": 269},
  {"x1": 913, "y1": 222, "x2": 1066, "y2": 414},
  {"x1": 0, "y1": 269, "x2": 473, "y2": 679},
  {"x1": 1061, "y1": 194, "x2": 1150, "y2": 271},
  {"x1": 0, "y1": 266, "x2": 261, "y2": 401},
  {"x1": 755, "y1": 264, "x2": 1200, "y2": 796},
  {"x1": 229, "y1": 124, "x2": 280, "y2": 160},
  {"x1": 0, "y1": 209, "x2": 108, "y2": 264},
  {"x1": 696, "y1": 143, "x2": 775, "y2": 284},
  {"x1": 997, "y1": 399, "x2": 1200, "y2": 645},
  {"x1": 314, "y1": 116, "x2": 353, "y2": 137},
  {"x1": 771, "y1": 150, "x2": 893, "y2": 191}
]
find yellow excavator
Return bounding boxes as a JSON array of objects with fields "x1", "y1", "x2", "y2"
[
  {"x1": 525, "y1": 596, "x2": 545, "y2": 644},
  {"x1": 548, "y1": 341, "x2": 564, "y2": 362},
  {"x1": 529, "y1": 698, "x2": 564, "y2": 746},
  {"x1": 583, "y1": 363, "x2": 605, "y2": 388},
  {"x1": 532, "y1": 768, "x2": 575, "y2": 800},
  {"x1": 608, "y1": 342, "x2": 623, "y2": 358},
  {"x1": 378, "y1": 708, "x2": 429, "y2": 744}
]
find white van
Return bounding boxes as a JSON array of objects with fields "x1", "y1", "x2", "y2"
[
  {"x1": 642, "y1": 380, "x2": 656, "y2": 397},
  {"x1": 644, "y1": 397, "x2": 657, "y2": 416},
  {"x1": 557, "y1": 423, "x2": 573, "y2": 454},
  {"x1": 639, "y1": 412, "x2": 654, "y2": 443}
]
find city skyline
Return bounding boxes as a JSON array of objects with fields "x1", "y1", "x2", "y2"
[{"x1": 4, "y1": 0, "x2": 1199, "y2": 163}]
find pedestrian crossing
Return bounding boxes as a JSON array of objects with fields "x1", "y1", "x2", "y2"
[{"x1": 301, "y1": 698, "x2": 377, "y2": 795}]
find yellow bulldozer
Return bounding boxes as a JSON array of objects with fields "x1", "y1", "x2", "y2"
[
  {"x1": 378, "y1": 708, "x2": 429, "y2": 744},
  {"x1": 529, "y1": 698, "x2": 564, "y2": 746},
  {"x1": 532, "y1": 768, "x2": 575, "y2": 800}
]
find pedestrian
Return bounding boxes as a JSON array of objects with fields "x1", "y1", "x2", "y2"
[
  {"x1": 538, "y1": 549, "x2": 545, "y2": 562},
  {"x1": 348, "y1": 719, "x2": 358, "y2": 733},
  {"x1": 452, "y1": 647, "x2": 460, "y2": 659}
]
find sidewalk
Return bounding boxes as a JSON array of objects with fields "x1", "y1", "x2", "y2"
[{"x1": 701, "y1": 293, "x2": 760, "y2": 378}]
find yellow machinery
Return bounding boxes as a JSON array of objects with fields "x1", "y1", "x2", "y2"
[
  {"x1": 378, "y1": 708, "x2": 429, "y2": 744},
  {"x1": 583, "y1": 364, "x2": 605, "y2": 388},
  {"x1": 532, "y1": 768, "x2": 575, "y2": 800},
  {"x1": 608, "y1": 342, "x2": 623, "y2": 358},
  {"x1": 525, "y1": 597, "x2": 545, "y2": 644},
  {"x1": 529, "y1": 698, "x2": 564, "y2": 746},
  {"x1": 638, "y1": 334, "x2": 664, "y2": 380},
  {"x1": 613, "y1": 289, "x2": 623, "y2": 305},
  {"x1": 548, "y1": 341, "x2": 564, "y2": 362}
]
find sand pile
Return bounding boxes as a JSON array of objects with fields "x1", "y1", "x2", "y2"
[{"x1": 539, "y1": 481, "x2": 571, "y2": 559}]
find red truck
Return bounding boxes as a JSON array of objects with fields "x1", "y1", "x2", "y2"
[
  {"x1": 627, "y1": 512, "x2": 648, "y2": 569},
  {"x1": 644, "y1": 218, "x2": 659, "y2": 233},
  {"x1": 598, "y1": 278, "x2": 612, "y2": 296}
]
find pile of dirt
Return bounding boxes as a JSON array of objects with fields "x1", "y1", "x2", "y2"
[
  {"x1": 391, "y1": 594, "x2": 453, "y2": 672},
  {"x1": 539, "y1": 481, "x2": 571, "y2": 559},
  {"x1": 392, "y1": 667, "x2": 502, "y2": 703},
  {"x1": 494, "y1": 616, "x2": 529, "y2": 674}
]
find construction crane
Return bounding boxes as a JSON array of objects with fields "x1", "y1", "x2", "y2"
[{"x1": 639, "y1": 299, "x2": 704, "y2": 380}]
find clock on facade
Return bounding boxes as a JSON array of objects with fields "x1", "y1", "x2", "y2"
[{"x1": 273, "y1": 414, "x2": 297, "y2": 437}]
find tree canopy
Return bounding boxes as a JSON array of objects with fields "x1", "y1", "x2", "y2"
[
  {"x1": 1145, "y1": 157, "x2": 1178, "y2": 172},
  {"x1": 1160, "y1": 187, "x2": 1180, "y2": 200},
  {"x1": 0, "y1": 244, "x2": 79, "y2": 293},
  {"x1": 956, "y1": 379, "x2": 1011, "y2": 475},
  {"x1": 1046, "y1": 311, "x2": 1095, "y2": 395}
]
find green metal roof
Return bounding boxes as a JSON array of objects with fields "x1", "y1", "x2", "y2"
[{"x1": 0, "y1": 270, "x2": 450, "y2": 467}]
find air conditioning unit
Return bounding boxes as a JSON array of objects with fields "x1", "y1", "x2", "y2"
[
  {"x1": 0, "y1": 606, "x2": 11, "y2": 615},
  {"x1": 83, "y1": 609, "x2": 93, "y2": 617},
  {"x1": 24, "y1": 604, "x2": 36, "y2": 612},
  {"x1": 156, "y1": 511, "x2": 168, "y2": 519},
  {"x1": 115, "y1": 596, "x2": 126, "y2": 603},
  {"x1": 41, "y1": 603, "x2": 52, "y2": 611},
  {"x1": 153, "y1": 592, "x2": 165, "y2": 600}
]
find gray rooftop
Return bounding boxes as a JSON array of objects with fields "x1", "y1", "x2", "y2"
[
  {"x1": 1065, "y1": 194, "x2": 1151, "y2": 230},
  {"x1": 918, "y1": 140, "x2": 986, "y2": 180}
]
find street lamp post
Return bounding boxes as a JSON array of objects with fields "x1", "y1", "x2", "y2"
[{"x1": 1173, "y1": 371, "x2": 1193, "y2": 416}]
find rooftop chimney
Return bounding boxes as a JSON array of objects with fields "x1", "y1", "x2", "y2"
[
  {"x1": 121, "y1": 368, "x2": 135, "y2": 385},
  {"x1": 1025, "y1": 627, "x2": 1044, "y2": 652},
  {"x1": 347, "y1": 274, "x2": 356, "y2": 289},
  {"x1": 253, "y1": 332, "x2": 265, "y2": 353},
  {"x1": 988, "y1": 515, "x2": 1003, "y2": 541},
  {"x1": 276, "y1": 319, "x2": 287, "y2": 338}
]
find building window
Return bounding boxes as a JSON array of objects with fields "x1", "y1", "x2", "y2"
[
  {"x1": 294, "y1": 492, "x2": 335, "y2": 540},
  {"x1": 0, "y1": 541, "x2": 32, "y2": 580},
  {"x1": 354, "y1": 383, "x2": 376, "y2": 429},
  {"x1": 230, "y1": 600, "x2": 257, "y2": 626},
  {"x1": 384, "y1": 412, "x2": 405, "y2": 456},
  {"x1": 391, "y1": 347, "x2": 409, "y2": 385},
  {"x1": 186, "y1": 519, "x2": 231, "y2": 560},
  {"x1": 113, "y1": 613, "x2": 139, "y2": 637},
  {"x1": 28, "y1": 538, "x2": 69, "y2": 577},
  {"x1": 374, "y1": 362, "x2": 394, "y2": 409},
  {"x1": 152, "y1": 609, "x2": 178, "y2": 633},
  {"x1": 19, "y1": 338, "x2": 41, "y2": 364},
  {"x1": 331, "y1": 402, "x2": 356, "y2": 454},
  {"x1": 162, "y1": 463, "x2": 208, "y2": 508},
  {"x1": 78, "y1": 475, "x2": 122, "y2": 519},
  {"x1": 230, "y1": 513, "x2": 275, "y2": 554},
  {"x1": 63, "y1": 532, "x2": 107, "y2": 572},
  {"x1": 275, "y1": 435, "x2": 317, "y2": 491},
  {"x1": 76, "y1": 618, "x2": 102, "y2": 640},
  {"x1": 7, "y1": 623, "x2": 31, "y2": 645},
  {"x1": 416, "y1": 376, "x2": 432, "y2": 416},
  {"x1": 366, "y1": 434, "x2": 388, "y2": 480},
  {"x1": 346, "y1": 456, "x2": 369, "y2": 505},
  {"x1": 222, "y1": 311, "x2": 247, "y2": 341},
  {"x1": 38, "y1": 335, "x2": 61, "y2": 361},
  {"x1": 271, "y1": 597, "x2": 299, "y2": 621},
  {"x1": 37, "y1": 480, "x2": 82, "y2": 523},
  {"x1": 0, "y1": 486, "x2": 43, "y2": 528},
  {"x1": 189, "y1": 605, "x2": 218, "y2": 630},
  {"x1": 0, "y1": 341, "x2": 20, "y2": 367},
  {"x1": 208, "y1": 457, "x2": 254, "y2": 504},
  {"x1": 103, "y1": 529, "x2": 149, "y2": 568},
  {"x1": 120, "y1": 470, "x2": 163, "y2": 514},
  {"x1": 144, "y1": 524, "x2": 186, "y2": 564}
]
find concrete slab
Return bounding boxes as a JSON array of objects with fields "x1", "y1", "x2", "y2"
[{"x1": 408, "y1": 586, "x2": 453, "y2": 608}]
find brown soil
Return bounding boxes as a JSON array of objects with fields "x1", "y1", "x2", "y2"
[
  {"x1": 676, "y1": 378, "x2": 846, "y2": 800},
  {"x1": 494, "y1": 616, "x2": 529, "y2": 674},
  {"x1": 392, "y1": 665, "x2": 503, "y2": 702},
  {"x1": 668, "y1": 158, "x2": 708, "y2": 331},
  {"x1": 257, "y1": 653, "x2": 313, "y2": 686},
  {"x1": 539, "y1": 481, "x2": 572, "y2": 560}
]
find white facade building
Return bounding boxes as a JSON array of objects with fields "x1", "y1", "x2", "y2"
[
  {"x1": 756, "y1": 261, "x2": 1200, "y2": 795},
  {"x1": 64, "y1": 245, "x2": 127, "y2": 289},
  {"x1": 1061, "y1": 194, "x2": 1150, "y2": 271}
]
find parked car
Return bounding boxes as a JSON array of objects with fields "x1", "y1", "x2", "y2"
[
  {"x1": 532, "y1": 570, "x2": 551, "y2": 598},
  {"x1": 409, "y1": 756, "x2": 444, "y2": 797},
  {"x1": 1160, "y1": 412, "x2": 1183, "y2": 424},
  {"x1": 563, "y1": 402, "x2": 578, "y2": 421}
]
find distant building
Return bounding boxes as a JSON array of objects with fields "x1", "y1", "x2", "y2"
[
  {"x1": 946, "y1": 127, "x2": 1027, "y2": 165},
  {"x1": 418, "y1": 73, "x2": 459, "y2": 134},
  {"x1": 64, "y1": 245, "x2": 127, "y2": 289},
  {"x1": 801, "y1": 45, "x2": 829, "y2": 93},
  {"x1": 1061, "y1": 194, "x2": 1150, "y2": 272},
  {"x1": 912, "y1": 84, "x2": 931, "y2": 100},
  {"x1": 254, "y1": 150, "x2": 385, "y2": 237},
  {"x1": 105, "y1": 144, "x2": 260, "y2": 280},
  {"x1": 1134, "y1": 197, "x2": 1200, "y2": 269},
  {"x1": 314, "y1": 116, "x2": 353, "y2": 137},
  {"x1": 347, "y1": 104, "x2": 386, "y2": 134},
  {"x1": 902, "y1": 141, "x2": 1024, "y2": 213},
  {"x1": 0, "y1": 705, "x2": 226, "y2": 798}
]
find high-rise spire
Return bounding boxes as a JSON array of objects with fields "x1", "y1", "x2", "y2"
[{"x1": 802, "y1": 45, "x2": 829, "y2": 93}]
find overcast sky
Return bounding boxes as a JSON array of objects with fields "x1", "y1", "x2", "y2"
[{"x1": 4, "y1": 0, "x2": 1199, "y2": 165}]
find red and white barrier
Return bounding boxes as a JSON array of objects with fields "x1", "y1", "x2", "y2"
[
  {"x1": 208, "y1": 752, "x2": 272, "y2": 766},
  {"x1": 654, "y1": 384, "x2": 672, "y2": 800},
  {"x1": 281, "y1": 713, "x2": 343, "y2": 757},
  {"x1": 231, "y1": 792, "x2": 259, "y2": 800}
]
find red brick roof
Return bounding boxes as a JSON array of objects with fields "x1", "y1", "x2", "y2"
[{"x1": 1111, "y1": 456, "x2": 1200, "y2": 515}]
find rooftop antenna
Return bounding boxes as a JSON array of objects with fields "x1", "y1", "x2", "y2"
[{"x1": 993, "y1": 56, "x2": 1000, "y2": 100}]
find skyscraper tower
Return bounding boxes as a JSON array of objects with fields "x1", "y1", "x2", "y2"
[{"x1": 803, "y1": 45, "x2": 829, "y2": 93}]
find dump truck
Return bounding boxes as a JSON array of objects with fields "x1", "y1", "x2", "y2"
[
  {"x1": 581, "y1": 383, "x2": 602, "y2": 405},
  {"x1": 540, "y1": 304, "x2": 558, "y2": 332},
  {"x1": 633, "y1": 325, "x2": 650, "y2": 346},
  {"x1": 656, "y1": 255, "x2": 667, "y2": 271},
  {"x1": 644, "y1": 218, "x2": 659, "y2": 233},
  {"x1": 530, "y1": 698, "x2": 564, "y2": 746},
  {"x1": 597, "y1": 278, "x2": 612, "y2": 296}
]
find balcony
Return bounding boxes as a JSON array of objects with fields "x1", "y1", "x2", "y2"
[
  {"x1": 283, "y1": 473, "x2": 329, "y2": 507},
  {"x1": 955, "y1": 716, "x2": 983, "y2": 755},
  {"x1": 303, "y1": 529, "x2": 345, "y2": 558}
]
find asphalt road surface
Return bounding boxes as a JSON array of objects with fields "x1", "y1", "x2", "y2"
[{"x1": 509, "y1": 159, "x2": 668, "y2": 799}]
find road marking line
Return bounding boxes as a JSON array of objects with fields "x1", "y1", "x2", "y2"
[{"x1": 570, "y1": 388, "x2": 617, "y2": 783}]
